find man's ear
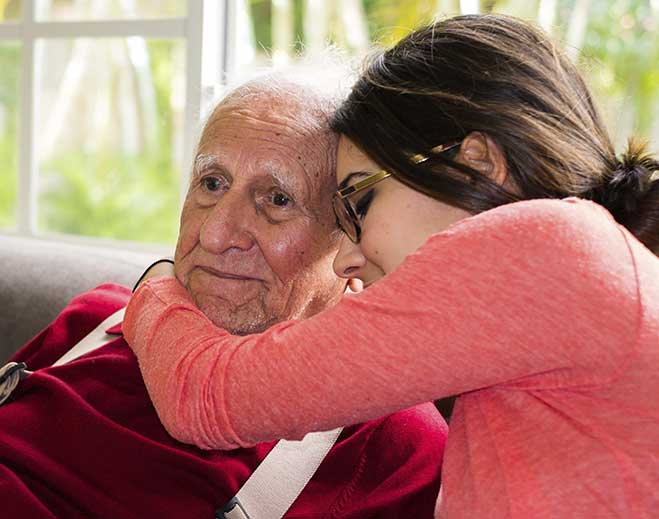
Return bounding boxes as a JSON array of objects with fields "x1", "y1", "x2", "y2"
[{"x1": 456, "y1": 132, "x2": 509, "y2": 186}]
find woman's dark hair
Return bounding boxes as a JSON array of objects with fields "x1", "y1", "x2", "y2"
[{"x1": 331, "y1": 14, "x2": 659, "y2": 254}]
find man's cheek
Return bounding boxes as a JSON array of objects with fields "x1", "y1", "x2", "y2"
[
  {"x1": 264, "y1": 234, "x2": 315, "y2": 282},
  {"x1": 174, "y1": 213, "x2": 201, "y2": 284},
  {"x1": 176, "y1": 209, "x2": 201, "y2": 257}
]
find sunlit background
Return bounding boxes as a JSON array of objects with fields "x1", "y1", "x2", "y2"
[{"x1": 0, "y1": 0, "x2": 657, "y2": 246}]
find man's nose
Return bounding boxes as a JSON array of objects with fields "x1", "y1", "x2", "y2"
[
  {"x1": 199, "y1": 191, "x2": 256, "y2": 254},
  {"x1": 333, "y1": 234, "x2": 366, "y2": 278}
]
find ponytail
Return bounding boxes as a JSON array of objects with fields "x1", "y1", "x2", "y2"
[{"x1": 590, "y1": 139, "x2": 659, "y2": 254}]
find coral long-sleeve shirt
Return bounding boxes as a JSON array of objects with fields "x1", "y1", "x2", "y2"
[{"x1": 125, "y1": 198, "x2": 659, "y2": 518}]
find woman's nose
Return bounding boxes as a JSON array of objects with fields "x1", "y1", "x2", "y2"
[{"x1": 333, "y1": 234, "x2": 366, "y2": 278}]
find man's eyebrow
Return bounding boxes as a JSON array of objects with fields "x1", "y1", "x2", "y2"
[
  {"x1": 337, "y1": 171, "x2": 371, "y2": 191},
  {"x1": 193, "y1": 153, "x2": 223, "y2": 176},
  {"x1": 272, "y1": 173, "x2": 301, "y2": 197}
]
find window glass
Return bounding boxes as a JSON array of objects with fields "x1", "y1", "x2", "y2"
[
  {"x1": 239, "y1": 0, "x2": 658, "y2": 151},
  {"x1": 35, "y1": 0, "x2": 186, "y2": 21},
  {"x1": 0, "y1": 0, "x2": 21, "y2": 22},
  {"x1": 36, "y1": 38, "x2": 184, "y2": 244},
  {"x1": 0, "y1": 41, "x2": 20, "y2": 229}
]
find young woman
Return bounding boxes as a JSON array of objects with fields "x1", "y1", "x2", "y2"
[{"x1": 124, "y1": 14, "x2": 659, "y2": 518}]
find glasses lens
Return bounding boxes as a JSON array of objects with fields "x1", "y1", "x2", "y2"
[{"x1": 332, "y1": 195, "x2": 359, "y2": 243}]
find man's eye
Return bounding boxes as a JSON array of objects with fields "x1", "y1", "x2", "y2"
[
  {"x1": 354, "y1": 189, "x2": 374, "y2": 217},
  {"x1": 270, "y1": 191, "x2": 293, "y2": 208},
  {"x1": 202, "y1": 176, "x2": 224, "y2": 192}
]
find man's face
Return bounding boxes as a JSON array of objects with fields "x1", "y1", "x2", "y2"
[{"x1": 175, "y1": 93, "x2": 346, "y2": 334}]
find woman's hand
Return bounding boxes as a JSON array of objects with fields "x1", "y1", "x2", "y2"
[{"x1": 133, "y1": 259, "x2": 175, "y2": 292}]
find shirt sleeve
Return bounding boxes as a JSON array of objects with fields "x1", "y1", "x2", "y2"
[{"x1": 123, "y1": 199, "x2": 640, "y2": 450}]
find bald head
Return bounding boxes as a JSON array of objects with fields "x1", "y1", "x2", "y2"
[{"x1": 174, "y1": 79, "x2": 346, "y2": 334}]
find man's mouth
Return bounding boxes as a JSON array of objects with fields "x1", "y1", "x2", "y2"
[{"x1": 197, "y1": 265, "x2": 262, "y2": 282}]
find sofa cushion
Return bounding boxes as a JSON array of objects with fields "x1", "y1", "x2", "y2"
[{"x1": 0, "y1": 236, "x2": 160, "y2": 361}]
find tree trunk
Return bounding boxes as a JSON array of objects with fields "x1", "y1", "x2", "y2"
[
  {"x1": 537, "y1": 0, "x2": 558, "y2": 34},
  {"x1": 304, "y1": 0, "x2": 330, "y2": 56},
  {"x1": 272, "y1": 0, "x2": 294, "y2": 66},
  {"x1": 339, "y1": 0, "x2": 369, "y2": 52},
  {"x1": 565, "y1": 0, "x2": 591, "y2": 61},
  {"x1": 459, "y1": 0, "x2": 481, "y2": 14},
  {"x1": 436, "y1": 0, "x2": 461, "y2": 16}
]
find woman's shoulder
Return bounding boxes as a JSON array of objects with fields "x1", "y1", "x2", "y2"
[
  {"x1": 402, "y1": 197, "x2": 638, "y2": 299},
  {"x1": 493, "y1": 196, "x2": 615, "y2": 227},
  {"x1": 422, "y1": 197, "x2": 623, "y2": 257},
  {"x1": 452, "y1": 197, "x2": 614, "y2": 235}
]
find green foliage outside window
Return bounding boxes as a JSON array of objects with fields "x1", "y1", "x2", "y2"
[{"x1": 36, "y1": 40, "x2": 182, "y2": 244}]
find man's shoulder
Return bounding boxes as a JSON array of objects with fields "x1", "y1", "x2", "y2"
[
  {"x1": 11, "y1": 283, "x2": 131, "y2": 367},
  {"x1": 65, "y1": 283, "x2": 132, "y2": 316},
  {"x1": 378, "y1": 402, "x2": 448, "y2": 437},
  {"x1": 298, "y1": 404, "x2": 445, "y2": 518},
  {"x1": 321, "y1": 402, "x2": 447, "y2": 477},
  {"x1": 357, "y1": 403, "x2": 448, "y2": 458}
]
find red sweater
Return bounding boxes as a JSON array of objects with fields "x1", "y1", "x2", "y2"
[
  {"x1": 1, "y1": 284, "x2": 447, "y2": 519},
  {"x1": 125, "y1": 198, "x2": 659, "y2": 518}
]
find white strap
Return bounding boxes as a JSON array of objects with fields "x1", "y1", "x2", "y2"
[
  {"x1": 222, "y1": 427, "x2": 344, "y2": 519},
  {"x1": 53, "y1": 308, "x2": 125, "y2": 366},
  {"x1": 50, "y1": 306, "x2": 340, "y2": 519}
]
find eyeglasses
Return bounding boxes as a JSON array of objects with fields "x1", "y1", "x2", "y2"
[
  {"x1": 332, "y1": 141, "x2": 462, "y2": 243},
  {"x1": 333, "y1": 170, "x2": 391, "y2": 243}
]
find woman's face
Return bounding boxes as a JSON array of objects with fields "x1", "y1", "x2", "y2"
[{"x1": 333, "y1": 136, "x2": 471, "y2": 286}]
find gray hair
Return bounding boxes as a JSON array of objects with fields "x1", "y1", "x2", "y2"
[
  {"x1": 188, "y1": 48, "x2": 359, "y2": 185},
  {"x1": 212, "y1": 46, "x2": 358, "y2": 119}
]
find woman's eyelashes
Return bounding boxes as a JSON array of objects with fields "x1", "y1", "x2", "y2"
[{"x1": 354, "y1": 189, "x2": 375, "y2": 218}]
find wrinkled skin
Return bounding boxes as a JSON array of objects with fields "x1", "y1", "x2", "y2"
[{"x1": 175, "y1": 89, "x2": 346, "y2": 334}]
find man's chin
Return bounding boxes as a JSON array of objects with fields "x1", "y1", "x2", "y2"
[{"x1": 191, "y1": 294, "x2": 275, "y2": 336}]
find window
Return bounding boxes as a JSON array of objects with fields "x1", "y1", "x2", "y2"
[
  {"x1": 0, "y1": 0, "x2": 205, "y2": 246},
  {"x1": 1, "y1": 0, "x2": 656, "y2": 247}
]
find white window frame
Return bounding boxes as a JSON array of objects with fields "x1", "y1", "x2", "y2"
[{"x1": 0, "y1": 0, "x2": 233, "y2": 252}]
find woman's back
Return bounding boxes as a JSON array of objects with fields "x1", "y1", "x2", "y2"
[{"x1": 435, "y1": 198, "x2": 659, "y2": 518}]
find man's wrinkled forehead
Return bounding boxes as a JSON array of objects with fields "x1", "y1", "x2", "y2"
[{"x1": 197, "y1": 90, "x2": 337, "y2": 195}]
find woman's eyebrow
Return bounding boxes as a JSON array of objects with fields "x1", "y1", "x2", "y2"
[{"x1": 337, "y1": 171, "x2": 370, "y2": 191}]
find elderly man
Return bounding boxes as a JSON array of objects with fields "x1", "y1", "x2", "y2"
[{"x1": 0, "y1": 79, "x2": 447, "y2": 519}]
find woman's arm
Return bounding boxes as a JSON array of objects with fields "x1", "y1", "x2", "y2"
[{"x1": 124, "y1": 199, "x2": 639, "y2": 450}]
